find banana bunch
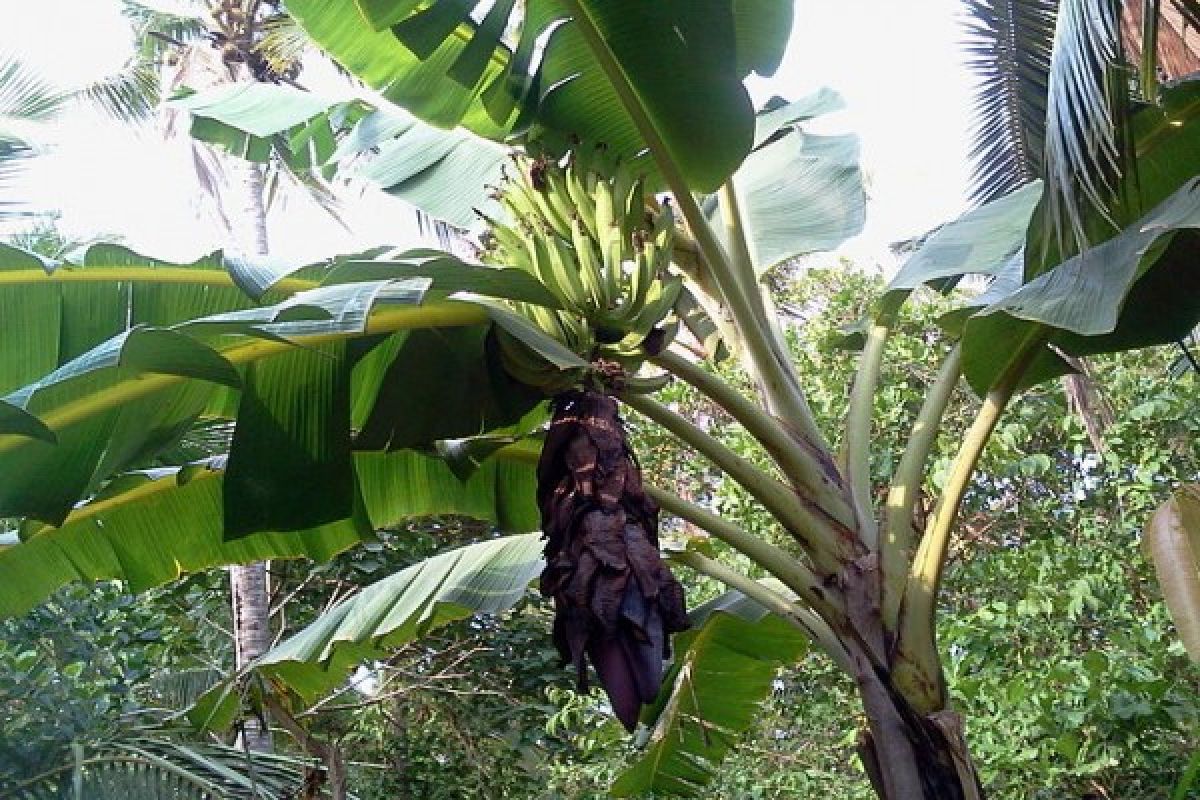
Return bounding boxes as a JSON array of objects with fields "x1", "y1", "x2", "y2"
[{"x1": 480, "y1": 146, "x2": 682, "y2": 394}]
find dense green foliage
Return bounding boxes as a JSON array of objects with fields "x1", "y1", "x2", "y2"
[{"x1": 3, "y1": 268, "x2": 1194, "y2": 797}]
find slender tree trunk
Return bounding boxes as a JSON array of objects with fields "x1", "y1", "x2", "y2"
[
  {"x1": 1059, "y1": 354, "x2": 1113, "y2": 454},
  {"x1": 228, "y1": 155, "x2": 273, "y2": 753},
  {"x1": 231, "y1": 561, "x2": 273, "y2": 752}
]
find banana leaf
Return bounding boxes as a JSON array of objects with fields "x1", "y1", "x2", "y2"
[
  {"x1": 286, "y1": 0, "x2": 793, "y2": 192},
  {"x1": 611, "y1": 580, "x2": 809, "y2": 797},
  {"x1": 189, "y1": 532, "x2": 545, "y2": 729}
]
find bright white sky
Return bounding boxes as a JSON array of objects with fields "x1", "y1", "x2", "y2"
[{"x1": 0, "y1": 0, "x2": 974, "y2": 267}]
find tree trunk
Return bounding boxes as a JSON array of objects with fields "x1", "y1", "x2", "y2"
[
  {"x1": 1059, "y1": 355, "x2": 1114, "y2": 454},
  {"x1": 231, "y1": 561, "x2": 273, "y2": 752},
  {"x1": 837, "y1": 567, "x2": 984, "y2": 799},
  {"x1": 228, "y1": 154, "x2": 273, "y2": 754},
  {"x1": 853, "y1": 664, "x2": 984, "y2": 800}
]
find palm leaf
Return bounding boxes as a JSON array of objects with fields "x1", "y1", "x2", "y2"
[
  {"x1": 1039, "y1": 0, "x2": 1143, "y2": 253},
  {"x1": 0, "y1": 55, "x2": 63, "y2": 137},
  {"x1": 961, "y1": 0, "x2": 1057, "y2": 205},
  {"x1": 8, "y1": 737, "x2": 309, "y2": 800},
  {"x1": 0, "y1": 55, "x2": 64, "y2": 208},
  {"x1": 74, "y1": 60, "x2": 162, "y2": 123}
]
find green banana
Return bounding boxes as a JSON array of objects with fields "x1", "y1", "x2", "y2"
[
  {"x1": 480, "y1": 146, "x2": 686, "y2": 394},
  {"x1": 571, "y1": 215, "x2": 607, "y2": 309},
  {"x1": 545, "y1": 229, "x2": 588, "y2": 309}
]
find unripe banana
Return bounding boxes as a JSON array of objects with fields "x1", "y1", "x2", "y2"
[
  {"x1": 622, "y1": 371, "x2": 672, "y2": 394},
  {"x1": 571, "y1": 215, "x2": 607, "y2": 309},
  {"x1": 545, "y1": 229, "x2": 588, "y2": 309},
  {"x1": 565, "y1": 157, "x2": 597, "y2": 240}
]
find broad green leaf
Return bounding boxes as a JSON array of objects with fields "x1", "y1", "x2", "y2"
[
  {"x1": 356, "y1": 447, "x2": 540, "y2": 534},
  {"x1": 0, "y1": 399, "x2": 55, "y2": 442},
  {"x1": 0, "y1": 446, "x2": 540, "y2": 619},
  {"x1": 882, "y1": 180, "x2": 1044, "y2": 315},
  {"x1": 224, "y1": 342, "x2": 359, "y2": 539},
  {"x1": 288, "y1": 0, "x2": 790, "y2": 191},
  {"x1": 0, "y1": 328, "x2": 238, "y2": 523},
  {"x1": 1142, "y1": 485, "x2": 1200, "y2": 662},
  {"x1": 0, "y1": 277, "x2": 446, "y2": 525},
  {"x1": 612, "y1": 581, "x2": 808, "y2": 797},
  {"x1": 174, "y1": 83, "x2": 337, "y2": 138},
  {"x1": 191, "y1": 532, "x2": 545, "y2": 715},
  {"x1": 535, "y1": 1, "x2": 756, "y2": 192},
  {"x1": 327, "y1": 251, "x2": 562, "y2": 309},
  {"x1": 331, "y1": 104, "x2": 508, "y2": 229},
  {"x1": 173, "y1": 83, "x2": 371, "y2": 169},
  {"x1": 0, "y1": 463, "x2": 368, "y2": 618},
  {"x1": 702, "y1": 89, "x2": 865, "y2": 274},
  {"x1": 962, "y1": 177, "x2": 1200, "y2": 392},
  {"x1": 753, "y1": 89, "x2": 846, "y2": 148},
  {"x1": 353, "y1": 325, "x2": 544, "y2": 450}
]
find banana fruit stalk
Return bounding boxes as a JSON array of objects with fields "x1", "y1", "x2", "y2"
[{"x1": 480, "y1": 147, "x2": 680, "y2": 394}]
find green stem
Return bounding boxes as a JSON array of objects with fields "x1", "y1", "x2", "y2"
[
  {"x1": 881, "y1": 345, "x2": 963, "y2": 632},
  {"x1": 0, "y1": 302, "x2": 489, "y2": 458},
  {"x1": 892, "y1": 345, "x2": 1035, "y2": 713},
  {"x1": 647, "y1": 485, "x2": 842, "y2": 622},
  {"x1": 672, "y1": 549, "x2": 854, "y2": 676},
  {"x1": 715, "y1": 182, "x2": 828, "y2": 449},
  {"x1": 619, "y1": 391, "x2": 850, "y2": 573},
  {"x1": 843, "y1": 319, "x2": 892, "y2": 550},
  {"x1": 652, "y1": 349, "x2": 855, "y2": 528}
]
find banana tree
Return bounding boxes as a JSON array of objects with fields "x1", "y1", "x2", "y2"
[{"x1": 2, "y1": 1, "x2": 1199, "y2": 799}]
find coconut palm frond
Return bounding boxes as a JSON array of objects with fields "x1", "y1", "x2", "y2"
[
  {"x1": 121, "y1": 0, "x2": 209, "y2": 54},
  {"x1": 961, "y1": 0, "x2": 1058, "y2": 205},
  {"x1": 0, "y1": 56, "x2": 64, "y2": 209},
  {"x1": 0, "y1": 55, "x2": 64, "y2": 145},
  {"x1": 75, "y1": 60, "x2": 162, "y2": 123},
  {"x1": 255, "y1": 14, "x2": 310, "y2": 81},
  {"x1": 7, "y1": 737, "x2": 311, "y2": 800},
  {"x1": 1042, "y1": 0, "x2": 1131, "y2": 249}
]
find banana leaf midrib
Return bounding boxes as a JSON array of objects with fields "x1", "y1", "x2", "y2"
[
  {"x1": 0, "y1": 266, "x2": 316, "y2": 295},
  {"x1": 0, "y1": 301, "x2": 490, "y2": 457}
]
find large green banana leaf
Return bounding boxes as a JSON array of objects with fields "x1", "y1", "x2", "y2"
[
  {"x1": 285, "y1": 0, "x2": 792, "y2": 192},
  {"x1": 173, "y1": 84, "x2": 509, "y2": 228},
  {"x1": 173, "y1": 82, "x2": 373, "y2": 170},
  {"x1": 611, "y1": 580, "x2": 809, "y2": 797},
  {"x1": 189, "y1": 532, "x2": 545, "y2": 729},
  {"x1": 882, "y1": 79, "x2": 1200, "y2": 393},
  {"x1": 702, "y1": 90, "x2": 866, "y2": 275},
  {"x1": 0, "y1": 244, "x2": 574, "y2": 615},
  {"x1": 0, "y1": 451, "x2": 538, "y2": 619}
]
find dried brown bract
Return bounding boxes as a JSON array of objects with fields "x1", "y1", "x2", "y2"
[{"x1": 537, "y1": 390, "x2": 689, "y2": 730}]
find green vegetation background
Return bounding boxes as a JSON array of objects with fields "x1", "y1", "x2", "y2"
[{"x1": 2, "y1": 269, "x2": 1196, "y2": 799}]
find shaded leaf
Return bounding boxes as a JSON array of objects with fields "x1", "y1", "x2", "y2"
[
  {"x1": 611, "y1": 580, "x2": 808, "y2": 797},
  {"x1": 963, "y1": 177, "x2": 1200, "y2": 391},
  {"x1": 192, "y1": 533, "x2": 546, "y2": 714},
  {"x1": 1142, "y1": 485, "x2": 1200, "y2": 661}
]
